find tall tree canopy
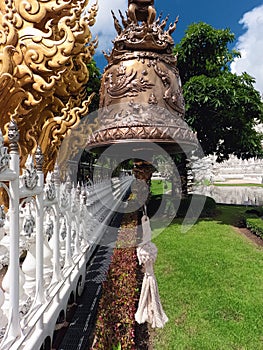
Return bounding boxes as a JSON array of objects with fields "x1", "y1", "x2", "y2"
[{"x1": 175, "y1": 22, "x2": 263, "y2": 162}]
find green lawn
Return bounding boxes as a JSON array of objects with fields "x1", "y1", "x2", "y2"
[
  {"x1": 151, "y1": 179, "x2": 172, "y2": 195},
  {"x1": 152, "y1": 205, "x2": 263, "y2": 350}
]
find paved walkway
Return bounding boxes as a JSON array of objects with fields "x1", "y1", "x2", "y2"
[{"x1": 53, "y1": 213, "x2": 122, "y2": 350}]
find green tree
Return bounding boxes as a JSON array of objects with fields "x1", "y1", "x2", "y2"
[
  {"x1": 86, "y1": 58, "x2": 101, "y2": 113},
  {"x1": 175, "y1": 22, "x2": 263, "y2": 162},
  {"x1": 78, "y1": 59, "x2": 101, "y2": 182}
]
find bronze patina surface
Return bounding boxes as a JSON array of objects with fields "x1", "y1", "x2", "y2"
[{"x1": 87, "y1": 0, "x2": 198, "y2": 154}]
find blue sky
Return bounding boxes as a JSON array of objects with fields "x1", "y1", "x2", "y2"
[{"x1": 89, "y1": 0, "x2": 263, "y2": 93}]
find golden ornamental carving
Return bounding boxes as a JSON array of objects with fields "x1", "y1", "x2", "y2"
[{"x1": 0, "y1": 0, "x2": 98, "y2": 173}]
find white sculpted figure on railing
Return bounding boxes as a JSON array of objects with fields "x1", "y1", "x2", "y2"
[
  {"x1": 0, "y1": 131, "x2": 9, "y2": 173},
  {"x1": 44, "y1": 172, "x2": 56, "y2": 202},
  {"x1": 21, "y1": 156, "x2": 39, "y2": 191}
]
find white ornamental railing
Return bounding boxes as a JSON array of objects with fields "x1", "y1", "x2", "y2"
[{"x1": 0, "y1": 119, "x2": 133, "y2": 350}]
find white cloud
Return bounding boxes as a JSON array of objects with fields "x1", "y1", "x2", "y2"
[
  {"x1": 231, "y1": 5, "x2": 263, "y2": 95},
  {"x1": 88, "y1": 0, "x2": 127, "y2": 53}
]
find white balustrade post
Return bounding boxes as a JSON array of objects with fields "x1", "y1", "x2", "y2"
[
  {"x1": 51, "y1": 207, "x2": 62, "y2": 283},
  {"x1": 53, "y1": 163, "x2": 61, "y2": 204},
  {"x1": 65, "y1": 179, "x2": 73, "y2": 267},
  {"x1": 80, "y1": 187, "x2": 89, "y2": 249},
  {"x1": 4, "y1": 119, "x2": 22, "y2": 342},
  {"x1": 52, "y1": 165, "x2": 62, "y2": 279},
  {"x1": 73, "y1": 184, "x2": 81, "y2": 256},
  {"x1": 22, "y1": 241, "x2": 36, "y2": 298},
  {"x1": 34, "y1": 146, "x2": 46, "y2": 307},
  {"x1": 59, "y1": 217, "x2": 66, "y2": 264}
]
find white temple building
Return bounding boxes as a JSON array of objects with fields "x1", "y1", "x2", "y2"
[
  {"x1": 189, "y1": 125, "x2": 263, "y2": 205},
  {"x1": 191, "y1": 124, "x2": 263, "y2": 185}
]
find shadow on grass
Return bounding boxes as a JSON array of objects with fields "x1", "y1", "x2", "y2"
[{"x1": 148, "y1": 194, "x2": 260, "y2": 230}]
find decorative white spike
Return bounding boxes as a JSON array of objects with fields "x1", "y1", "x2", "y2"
[{"x1": 25, "y1": 155, "x2": 33, "y2": 170}]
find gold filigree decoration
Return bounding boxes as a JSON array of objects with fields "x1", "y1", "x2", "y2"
[{"x1": 0, "y1": 0, "x2": 98, "y2": 173}]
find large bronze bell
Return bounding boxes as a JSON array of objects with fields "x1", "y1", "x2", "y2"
[{"x1": 87, "y1": 0, "x2": 198, "y2": 156}]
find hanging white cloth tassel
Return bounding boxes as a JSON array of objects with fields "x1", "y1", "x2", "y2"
[{"x1": 135, "y1": 210, "x2": 168, "y2": 328}]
